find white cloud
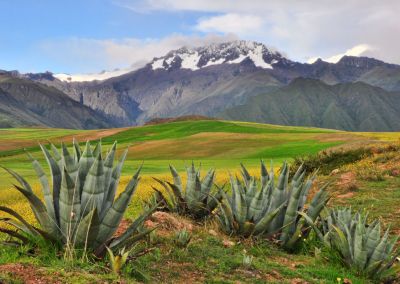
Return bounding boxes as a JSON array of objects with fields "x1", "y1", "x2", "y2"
[
  {"x1": 37, "y1": 33, "x2": 238, "y2": 74},
  {"x1": 54, "y1": 69, "x2": 134, "y2": 82},
  {"x1": 34, "y1": 0, "x2": 400, "y2": 75},
  {"x1": 121, "y1": 0, "x2": 400, "y2": 65},
  {"x1": 308, "y1": 44, "x2": 372, "y2": 64},
  {"x1": 196, "y1": 13, "x2": 264, "y2": 35}
]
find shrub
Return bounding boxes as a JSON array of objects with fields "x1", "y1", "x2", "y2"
[
  {"x1": 291, "y1": 148, "x2": 372, "y2": 176},
  {"x1": 345, "y1": 159, "x2": 385, "y2": 181},
  {"x1": 106, "y1": 246, "x2": 131, "y2": 274}
]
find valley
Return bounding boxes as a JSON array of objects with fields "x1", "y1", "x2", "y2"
[{"x1": 2, "y1": 41, "x2": 400, "y2": 131}]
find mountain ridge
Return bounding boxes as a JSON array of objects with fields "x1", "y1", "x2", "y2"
[
  {"x1": 221, "y1": 78, "x2": 400, "y2": 131},
  {"x1": 2, "y1": 40, "x2": 400, "y2": 131},
  {"x1": 0, "y1": 74, "x2": 117, "y2": 129}
]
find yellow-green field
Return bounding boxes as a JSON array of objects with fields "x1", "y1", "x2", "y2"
[
  {"x1": 0, "y1": 120, "x2": 396, "y2": 221},
  {"x1": 0, "y1": 120, "x2": 373, "y2": 177}
]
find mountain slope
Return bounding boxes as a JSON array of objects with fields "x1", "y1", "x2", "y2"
[
  {"x1": 0, "y1": 74, "x2": 115, "y2": 129},
  {"x1": 221, "y1": 78, "x2": 400, "y2": 131},
  {"x1": 21, "y1": 41, "x2": 297, "y2": 125},
  {"x1": 15, "y1": 40, "x2": 400, "y2": 130},
  {"x1": 29, "y1": 62, "x2": 283, "y2": 125}
]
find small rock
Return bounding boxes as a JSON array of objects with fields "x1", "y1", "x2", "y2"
[
  {"x1": 269, "y1": 270, "x2": 282, "y2": 279},
  {"x1": 291, "y1": 279, "x2": 308, "y2": 284},
  {"x1": 330, "y1": 169, "x2": 340, "y2": 176},
  {"x1": 147, "y1": 211, "x2": 193, "y2": 232},
  {"x1": 390, "y1": 169, "x2": 400, "y2": 177},
  {"x1": 222, "y1": 240, "x2": 235, "y2": 247},
  {"x1": 144, "y1": 219, "x2": 156, "y2": 228},
  {"x1": 337, "y1": 192, "x2": 354, "y2": 199}
]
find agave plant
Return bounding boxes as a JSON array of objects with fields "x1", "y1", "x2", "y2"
[
  {"x1": 106, "y1": 246, "x2": 132, "y2": 275},
  {"x1": 306, "y1": 207, "x2": 399, "y2": 278},
  {"x1": 217, "y1": 161, "x2": 329, "y2": 250},
  {"x1": 174, "y1": 229, "x2": 192, "y2": 248},
  {"x1": 150, "y1": 163, "x2": 223, "y2": 219},
  {"x1": 0, "y1": 139, "x2": 156, "y2": 258},
  {"x1": 242, "y1": 252, "x2": 254, "y2": 268}
]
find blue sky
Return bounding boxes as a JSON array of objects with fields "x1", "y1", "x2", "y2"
[
  {"x1": 1, "y1": 0, "x2": 399, "y2": 74},
  {"x1": 0, "y1": 0, "x2": 208, "y2": 72}
]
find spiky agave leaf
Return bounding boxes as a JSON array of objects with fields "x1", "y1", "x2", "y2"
[
  {"x1": 279, "y1": 170, "x2": 306, "y2": 244},
  {"x1": 77, "y1": 141, "x2": 95, "y2": 197},
  {"x1": 81, "y1": 152, "x2": 105, "y2": 217},
  {"x1": 95, "y1": 166, "x2": 142, "y2": 247},
  {"x1": 74, "y1": 208, "x2": 100, "y2": 246},
  {"x1": 102, "y1": 142, "x2": 117, "y2": 200},
  {"x1": 61, "y1": 143, "x2": 79, "y2": 182},
  {"x1": 103, "y1": 148, "x2": 128, "y2": 213},
  {"x1": 72, "y1": 138, "x2": 81, "y2": 163},
  {"x1": 59, "y1": 167, "x2": 81, "y2": 240},
  {"x1": 25, "y1": 152, "x2": 57, "y2": 232},
  {"x1": 39, "y1": 144, "x2": 62, "y2": 224},
  {"x1": 0, "y1": 165, "x2": 53, "y2": 231},
  {"x1": 0, "y1": 206, "x2": 40, "y2": 237}
]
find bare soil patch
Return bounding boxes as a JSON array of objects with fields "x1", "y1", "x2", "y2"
[
  {"x1": 0, "y1": 263, "x2": 61, "y2": 284},
  {"x1": 145, "y1": 211, "x2": 194, "y2": 237}
]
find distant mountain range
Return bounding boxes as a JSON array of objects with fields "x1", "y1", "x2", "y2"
[
  {"x1": 0, "y1": 73, "x2": 115, "y2": 129},
  {"x1": 222, "y1": 78, "x2": 400, "y2": 131},
  {"x1": 1, "y1": 40, "x2": 400, "y2": 131}
]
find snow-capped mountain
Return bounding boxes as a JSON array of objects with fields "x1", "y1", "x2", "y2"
[
  {"x1": 8, "y1": 40, "x2": 400, "y2": 131},
  {"x1": 53, "y1": 41, "x2": 290, "y2": 82},
  {"x1": 150, "y1": 41, "x2": 291, "y2": 71}
]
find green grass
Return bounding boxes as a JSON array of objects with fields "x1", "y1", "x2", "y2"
[
  {"x1": 103, "y1": 120, "x2": 334, "y2": 144},
  {"x1": 0, "y1": 223, "x2": 371, "y2": 284},
  {"x1": 246, "y1": 140, "x2": 342, "y2": 159},
  {"x1": 336, "y1": 177, "x2": 400, "y2": 230},
  {"x1": 0, "y1": 120, "x2": 349, "y2": 189},
  {"x1": 134, "y1": 233, "x2": 369, "y2": 283},
  {"x1": 0, "y1": 128, "x2": 85, "y2": 140}
]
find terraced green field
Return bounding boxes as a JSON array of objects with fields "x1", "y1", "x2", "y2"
[{"x1": 0, "y1": 120, "x2": 353, "y2": 186}]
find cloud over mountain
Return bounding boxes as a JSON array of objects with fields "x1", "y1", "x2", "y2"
[{"x1": 123, "y1": 0, "x2": 400, "y2": 65}]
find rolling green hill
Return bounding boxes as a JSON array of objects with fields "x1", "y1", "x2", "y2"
[
  {"x1": 0, "y1": 119, "x2": 374, "y2": 189},
  {"x1": 221, "y1": 78, "x2": 400, "y2": 131}
]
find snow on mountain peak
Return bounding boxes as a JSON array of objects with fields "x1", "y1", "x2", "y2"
[
  {"x1": 151, "y1": 40, "x2": 286, "y2": 71},
  {"x1": 51, "y1": 40, "x2": 287, "y2": 82}
]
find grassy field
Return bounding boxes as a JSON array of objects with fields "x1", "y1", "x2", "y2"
[
  {"x1": 0, "y1": 120, "x2": 359, "y2": 185},
  {"x1": 0, "y1": 119, "x2": 399, "y2": 283}
]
